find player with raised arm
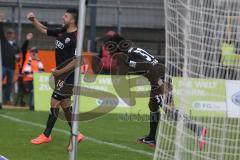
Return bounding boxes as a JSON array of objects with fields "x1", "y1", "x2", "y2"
[{"x1": 27, "y1": 8, "x2": 85, "y2": 152}]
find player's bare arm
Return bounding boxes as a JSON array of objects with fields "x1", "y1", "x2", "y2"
[
  {"x1": 27, "y1": 12, "x2": 47, "y2": 34},
  {"x1": 52, "y1": 58, "x2": 76, "y2": 77}
]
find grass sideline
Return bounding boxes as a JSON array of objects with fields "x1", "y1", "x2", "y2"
[{"x1": 0, "y1": 108, "x2": 154, "y2": 160}]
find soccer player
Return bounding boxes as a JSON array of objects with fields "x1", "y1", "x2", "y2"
[
  {"x1": 100, "y1": 33, "x2": 207, "y2": 148},
  {"x1": 27, "y1": 8, "x2": 85, "y2": 151},
  {"x1": 101, "y1": 34, "x2": 169, "y2": 147}
]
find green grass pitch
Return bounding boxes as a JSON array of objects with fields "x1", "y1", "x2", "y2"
[{"x1": 0, "y1": 109, "x2": 154, "y2": 160}]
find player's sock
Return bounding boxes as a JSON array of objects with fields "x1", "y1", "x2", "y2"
[
  {"x1": 163, "y1": 106, "x2": 179, "y2": 121},
  {"x1": 148, "y1": 110, "x2": 160, "y2": 140},
  {"x1": 43, "y1": 108, "x2": 59, "y2": 137},
  {"x1": 186, "y1": 122, "x2": 197, "y2": 133},
  {"x1": 63, "y1": 106, "x2": 72, "y2": 129}
]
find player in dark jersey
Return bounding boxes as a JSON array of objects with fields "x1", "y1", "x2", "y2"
[
  {"x1": 27, "y1": 8, "x2": 84, "y2": 151},
  {"x1": 101, "y1": 34, "x2": 207, "y2": 149},
  {"x1": 101, "y1": 34, "x2": 170, "y2": 147}
]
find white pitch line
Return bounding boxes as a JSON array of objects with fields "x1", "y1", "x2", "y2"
[{"x1": 0, "y1": 114, "x2": 153, "y2": 157}]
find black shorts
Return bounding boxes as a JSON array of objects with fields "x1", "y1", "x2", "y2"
[{"x1": 52, "y1": 77, "x2": 74, "y2": 101}]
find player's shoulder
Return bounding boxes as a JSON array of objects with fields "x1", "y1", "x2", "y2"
[
  {"x1": 47, "y1": 27, "x2": 64, "y2": 37},
  {"x1": 128, "y1": 47, "x2": 142, "y2": 53},
  {"x1": 127, "y1": 47, "x2": 158, "y2": 64},
  {"x1": 66, "y1": 31, "x2": 77, "y2": 40},
  {"x1": 127, "y1": 47, "x2": 152, "y2": 56},
  {"x1": 60, "y1": 31, "x2": 77, "y2": 45}
]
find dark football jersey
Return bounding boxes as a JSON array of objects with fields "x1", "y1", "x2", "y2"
[
  {"x1": 47, "y1": 28, "x2": 77, "y2": 67},
  {"x1": 47, "y1": 28, "x2": 77, "y2": 84},
  {"x1": 116, "y1": 47, "x2": 165, "y2": 84},
  {"x1": 127, "y1": 47, "x2": 159, "y2": 70}
]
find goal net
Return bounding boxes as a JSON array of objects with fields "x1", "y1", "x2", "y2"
[{"x1": 154, "y1": 0, "x2": 240, "y2": 160}]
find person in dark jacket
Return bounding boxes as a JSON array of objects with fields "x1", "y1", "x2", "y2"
[
  {"x1": 14, "y1": 33, "x2": 34, "y2": 107},
  {"x1": 0, "y1": 17, "x2": 20, "y2": 105}
]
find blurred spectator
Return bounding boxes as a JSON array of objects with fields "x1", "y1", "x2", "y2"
[
  {"x1": 14, "y1": 33, "x2": 33, "y2": 106},
  {"x1": 22, "y1": 46, "x2": 45, "y2": 110},
  {"x1": 98, "y1": 31, "x2": 117, "y2": 74},
  {"x1": 0, "y1": 13, "x2": 20, "y2": 105}
]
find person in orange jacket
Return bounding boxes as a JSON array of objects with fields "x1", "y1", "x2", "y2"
[{"x1": 22, "y1": 47, "x2": 45, "y2": 110}]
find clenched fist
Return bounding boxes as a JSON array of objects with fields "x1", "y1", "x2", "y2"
[{"x1": 27, "y1": 12, "x2": 35, "y2": 22}]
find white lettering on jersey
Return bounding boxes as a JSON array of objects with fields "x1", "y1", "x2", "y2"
[
  {"x1": 129, "y1": 60, "x2": 137, "y2": 68},
  {"x1": 151, "y1": 59, "x2": 158, "y2": 66},
  {"x1": 132, "y1": 48, "x2": 154, "y2": 62},
  {"x1": 55, "y1": 40, "x2": 64, "y2": 49},
  {"x1": 128, "y1": 47, "x2": 159, "y2": 66},
  {"x1": 65, "y1": 37, "x2": 71, "y2": 44}
]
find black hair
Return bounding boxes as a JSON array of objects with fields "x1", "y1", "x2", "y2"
[{"x1": 66, "y1": 8, "x2": 79, "y2": 25}]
